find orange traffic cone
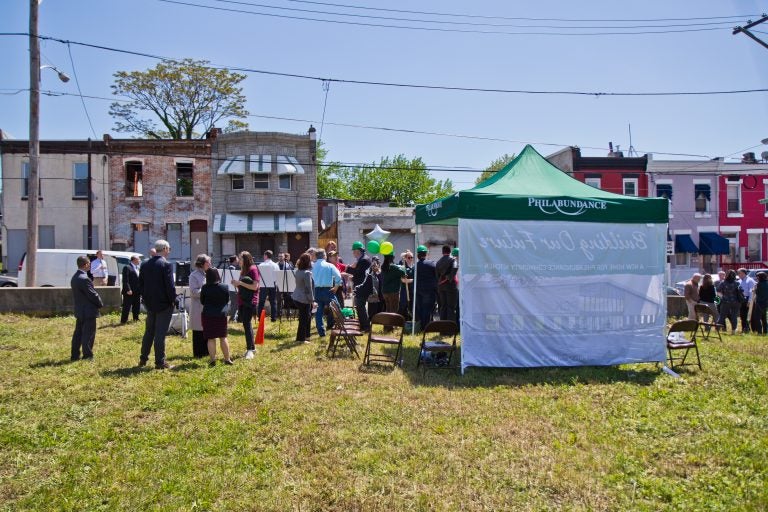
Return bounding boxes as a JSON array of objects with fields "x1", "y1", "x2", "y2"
[{"x1": 255, "y1": 309, "x2": 266, "y2": 345}]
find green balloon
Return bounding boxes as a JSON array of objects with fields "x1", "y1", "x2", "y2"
[{"x1": 367, "y1": 240, "x2": 380, "y2": 254}]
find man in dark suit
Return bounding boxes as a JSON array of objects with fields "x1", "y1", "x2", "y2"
[
  {"x1": 138, "y1": 240, "x2": 176, "y2": 369},
  {"x1": 415, "y1": 245, "x2": 438, "y2": 332},
  {"x1": 120, "y1": 255, "x2": 142, "y2": 324},
  {"x1": 71, "y1": 255, "x2": 103, "y2": 361}
]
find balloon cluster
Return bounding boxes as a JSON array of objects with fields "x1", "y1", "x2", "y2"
[
  {"x1": 365, "y1": 224, "x2": 395, "y2": 255},
  {"x1": 365, "y1": 240, "x2": 395, "y2": 255}
]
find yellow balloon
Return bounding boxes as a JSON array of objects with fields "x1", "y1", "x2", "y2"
[{"x1": 380, "y1": 241, "x2": 394, "y2": 255}]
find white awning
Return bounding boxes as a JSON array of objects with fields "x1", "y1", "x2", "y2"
[
  {"x1": 249, "y1": 154, "x2": 272, "y2": 173},
  {"x1": 276, "y1": 155, "x2": 305, "y2": 174},
  {"x1": 217, "y1": 156, "x2": 246, "y2": 175},
  {"x1": 213, "y1": 213, "x2": 313, "y2": 234}
]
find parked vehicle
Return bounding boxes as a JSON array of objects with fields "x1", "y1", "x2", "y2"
[
  {"x1": 0, "y1": 272, "x2": 18, "y2": 287},
  {"x1": 17, "y1": 249, "x2": 143, "y2": 287},
  {"x1": 747, "y1": 269, "x2": 768, "y2": 279}
]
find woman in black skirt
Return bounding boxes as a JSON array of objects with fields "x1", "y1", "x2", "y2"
[{"x1": 200, "y1": 267, "x2": 232, "y2": 365}]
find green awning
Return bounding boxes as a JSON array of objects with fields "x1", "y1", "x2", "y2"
[{"x1": 416, "y1": 145, "x2": 668, "y2": 225}]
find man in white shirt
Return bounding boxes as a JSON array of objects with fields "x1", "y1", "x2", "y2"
[
  {"x1": 90, "y1": 250, "x2": 108, "y2": 286},
  {"x1": 737, "y1": 268, "x2": 756, "y2": 333},
  {"x1": 257, "y1": 250, "x2": 281, "y2": 321}
]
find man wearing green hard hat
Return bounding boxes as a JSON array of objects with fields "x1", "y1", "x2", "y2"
[{"x1": 347, "y1": 241, "x2": 372, "y2": 331}]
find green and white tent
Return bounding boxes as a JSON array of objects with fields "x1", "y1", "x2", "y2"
[{"x1": 415, "y1": 145, "x2": 669, "y2": 372}]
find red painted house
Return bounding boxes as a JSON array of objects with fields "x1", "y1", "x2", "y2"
[
  {"x1": 717, "y1": 162, "x2": 768, "y2": 268},
  {"x1": 547, "y1": 145, "x2": 649, "y2": 197}
]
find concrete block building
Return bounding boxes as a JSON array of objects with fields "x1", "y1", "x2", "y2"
[{"x1": 210, "y1": 128, "x2": 318, "y2": 264}]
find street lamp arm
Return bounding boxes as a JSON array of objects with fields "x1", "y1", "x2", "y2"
[{"x1": 40, "y1": 64, "x2": 70, "y2": 83}]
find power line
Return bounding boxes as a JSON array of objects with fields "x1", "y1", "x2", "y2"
[
  {"x1": 66, "y1": 42, "x2": 98, "y2": 139},
  {"x1": 0, "y1": 88, "x2": 743, "y2": 160},
  {"x1": 280, "y1": 0, "x2": 756, "y2": 24},
  {"x1": 199, "y1": 0, "x2": 744, "y2": 30},
  {"x1": 16, "y1": 145, "x2": 767, "y2": 176},
  {"x1": 158, "y1": 0, "x2": 731, "y2": 36},
  {"x1": 1, "y1": 33, "x2": 766, "y2": 97}
]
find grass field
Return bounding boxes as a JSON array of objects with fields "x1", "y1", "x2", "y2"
[{"x1": 0, "y1": 312, "x2": 766, "y2": 511}]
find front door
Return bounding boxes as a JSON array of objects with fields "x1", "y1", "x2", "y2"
[
  {"x1": 190, "y1": 220, "x2": 208, "y2": 260},
  {"x1": 287, "y1": 232, "x2": 309, "y2": 261}
]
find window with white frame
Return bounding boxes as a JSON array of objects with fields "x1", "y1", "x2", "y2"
[
  {"x1": 656, "y1": 184, "x2": 672, "y2": 201},
  {"x1": 748, "y1": 233, "x2": 762, "y2": 262},
  {"x1": 73, "y1": 162, "x2": 88, "y2": 198},
  {"x1": 694, "y1": 184, "x2": 711, "y2": 213},
  {"x1": 674, "y1": 252, "x2": 689, "y2": 266},
  {"x1": 21, "y1": 162, "x2": 42, "y2": 198},
  {"x1": 585, "y1": 177, "x2": 601, "y2": 189},
  {"x1": 727, "y1": 181, "x2": 741, "y2": 212},
  {"x1": 278, "y1": 174, "x2": 292, "y2": 190},
  {"x1": 623, "y1": 177, "x2": 638, "y2": 196},
  {"x1": 231, "y1": 175, "x2": 244, "y2": 190}
]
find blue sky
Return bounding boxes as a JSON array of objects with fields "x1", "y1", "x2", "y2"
[{"x1": 1, "y1": 0, "x2": 767, "y2": 190}]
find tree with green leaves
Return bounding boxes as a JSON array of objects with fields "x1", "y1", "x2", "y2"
[
  {"x1": 109, "y1": 59, "x2": 248, "y2": 139},
  {"x1": 475, "y1": 153, "x2": 515, "y2": 185},
  {"x1": 316, "y1": 147, "x2": 453, "y2": 206}
]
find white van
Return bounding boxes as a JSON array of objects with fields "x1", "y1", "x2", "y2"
[{"x1": 17, "y1": 249, "x2": 144, "y2": 287}]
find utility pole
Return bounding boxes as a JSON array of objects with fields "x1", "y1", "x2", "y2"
[
  {"x1": 87, "y1": 138, "x2": 93, "y2": 250},
  {"x1": 26, "y1": 0, "x2": 40, "y2": 286},
  {"x1": 733, "y1": 14, "x2": 768, "y2": 50}
]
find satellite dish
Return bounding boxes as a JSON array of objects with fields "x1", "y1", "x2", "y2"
[{"x1": 761, "y1": 151, "x2": 768, "y2": 162}]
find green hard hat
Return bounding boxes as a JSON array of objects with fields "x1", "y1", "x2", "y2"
[
  {"x1": 451, "y1": 248, "x2": 459, "y2": 257},
  {"x1": 416, "y1": 245, "x2": 428, "y2": 253},
  {"x1": 352, "y1": 241, "x2": 364, "y2": 250}
]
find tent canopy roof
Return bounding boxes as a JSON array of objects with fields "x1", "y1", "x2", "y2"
[{"x1": 416, "y1": 145, "x2": 668, "y2": 225}]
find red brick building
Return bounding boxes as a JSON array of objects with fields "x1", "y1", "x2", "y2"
[
  {"x1": 549, "y1": 146, "x2": 649, "y2": 197},
  {"x1": 104, "y1": 134, "x2": 213, "y2": 260}
]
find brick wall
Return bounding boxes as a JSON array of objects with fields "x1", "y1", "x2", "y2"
[{"x1": 106, "y1": 138, "x2": 212, "y2": 259}]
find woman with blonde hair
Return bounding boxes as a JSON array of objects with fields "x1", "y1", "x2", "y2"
[{"x1": 231, "y1": 251, "x2": 260, "y2": 359}]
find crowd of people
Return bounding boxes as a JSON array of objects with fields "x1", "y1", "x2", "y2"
[
  {"x1": 69, "y1": 238, "x2": 461, "y2": 368},
  {"x1": 683, "y1": 268, "x2": 768, "y2": 335}
]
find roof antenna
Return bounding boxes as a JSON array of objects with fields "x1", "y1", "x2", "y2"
[{"x1": 627, "y1": 123, "x2": 638, "y2": 157}]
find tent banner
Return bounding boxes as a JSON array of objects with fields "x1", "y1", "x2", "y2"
[{"x1": 458, "y1": 219, "x2": 667, "y2": 370}]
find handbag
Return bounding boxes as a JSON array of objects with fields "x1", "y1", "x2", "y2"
[{"x1": 367, "y1": 272, "x2": 380, "y2": 303}]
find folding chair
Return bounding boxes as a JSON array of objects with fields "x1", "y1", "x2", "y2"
[
  {"x1": 363, "y1": 312, "x2": 405, "y2": 367},
  {"x1": 417, "y1": 320, "x2": 459, "y2": 370},
  {"x1": 666, "y1": 319, "x2": 702, "y2": 370},
  {"x1": 694, "y1": 303, "x2": 722, "y2": 342},
  {"x1": 327, "y1": 301, "x2": 362, "y2": 358}
]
